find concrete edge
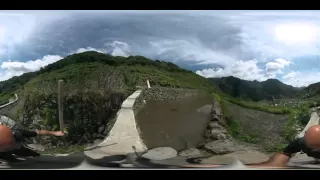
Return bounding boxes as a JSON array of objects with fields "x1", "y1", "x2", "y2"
[
  {"x1": 0, "y1": 94, "x2": 18, "y2": 109},
  {"x1": 92, "y1": 89, "x2": 147, "y2": 152}
]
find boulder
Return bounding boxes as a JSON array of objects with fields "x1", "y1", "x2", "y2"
[
  {"x1": 27, "y1": 144, "x2": 45, "y2": 152},
  {"x1": 178, "y1": 148, "x2": 203, "y2": 158},
  {"x1": 142, "y1": 147, "x2": 177, "y2": 160},
  {"x1": 204, "y1": 139, "x2": 235, "y2": 155},
  {"x1": 208, "y1": 121, "x2": 223, "y2": 129},
  {"x1": 98, "y1": 126, "x2": 105, "y2": 134},
  {"x1": 209, "y1": 129, "x2": 228, "y2": 140}
]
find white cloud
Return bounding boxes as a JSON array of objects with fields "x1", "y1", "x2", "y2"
[
  {"x1": 282, "y1": 71, "x2": 320, "y2": 87},
  {"x1": 104, "y1": 41, "x2": 131, "y2": 57},
  {"x1": 69, "y1": 41, "x2": 132, "y2": 57},
  {"x1": 149, "y1": 39, "x2": 237, "y2": 66},
  {"x1": 1, "y1": 55, "x2": 63, "y2": 73},
  {"x1": 70, "y1": 47, "x2": 104, "y2": 54},
  {"x1": 0, "y1": 55, "x2": 63, "y2": 81},
  {"x1": 196, "y1": 59, "x2": 272, "y2": 81},
  {"x1": 0, "y1": 41, "x2": 133, "y2": 82},
  {"x1": 265, "y1": 58, "x2": 291, "y2": 75},
  {"x1": 196, "y1": 57, "x2": 293, "y2": 83}
]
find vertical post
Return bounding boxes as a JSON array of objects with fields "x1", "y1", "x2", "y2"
[
  {"x1": 147, "y1": 80, "x2": 151, "y2": 89},
  {"x1": 58, "y1": 80, "x2": 64, "y2": 131}
]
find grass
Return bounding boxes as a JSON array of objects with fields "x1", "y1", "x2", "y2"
[
  {"x1": 221, "y1": 100, "x2": 262, "y2": 144},
  {"x1": 0, "y1": 92, "x2": 14, "y2": 105},
  {"x1": 264, "y1": 143, "x2": 287, "y2": 152},
  {"x1": 221, "y1": 96, "x2": 310, "y2": 152},
  {"x1": 41, "y1": 144, "x2": 87, "y2": 154},
  {"x1": 224, "y1": 96, "x2": 291, "y2": 114}
]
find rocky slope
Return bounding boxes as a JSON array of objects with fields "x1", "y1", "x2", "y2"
[{"x1": 178, "y1": 96, "x2": 266, "y2": 160}]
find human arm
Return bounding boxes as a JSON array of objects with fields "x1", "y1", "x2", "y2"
[
  {"x1": 247, "y1": 138, "x2": 304, "y2": 167},
  {"x1": 181, "y1": 138, "x2": 304, "y2": 168},
  {"x1": 35, "y1": 129, "x2": 65, "y2": 136},
  {"x1": 13, "y1": 129, "x2": 65, "y2": 142}
]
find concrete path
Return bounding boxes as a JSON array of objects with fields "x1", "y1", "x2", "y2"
[
  {"x1": 85, "y1": 90, "x2": 147, "y2": 159},
  {"x1": 0, "y1": 94, "x2": 18, "y2": 109}
]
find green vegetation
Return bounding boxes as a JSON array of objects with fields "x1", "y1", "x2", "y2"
[
  {"x1": 221, "y1": 100, "x2": 261, "y2": 144},
  {"x1": 210, "y1": 74, "x2": 316, "y2": 147},
  {"x1": 42, "y1": 144, "x2": 87, "y2": 154},
  {"x1": 0, "y1": 51, "x2": 218, "y2": 151},
  {"x1": 224, "y1": 97, "x2": 291, "y2": 114},
  {"x1": 209, "y1": 76, "x2": 300, "y2": 102},
  {"x1": 0, "y1": 92, "x2": 14, "y2": 105},
  {"x1": 303, "y1": 82, "x2": 320, "y2": 98},
  {"x1": 0, "y1": 50, "x2": 315, "y2": 154},
  {"x1": 221, "y1": 96, "x2": 310, "y2": 152}
]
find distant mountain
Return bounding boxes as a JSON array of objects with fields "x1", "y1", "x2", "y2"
[
  {"x1": 208, "y1": 76, "x2": 301, "y2": 101},
  {"x1": 303, "y1": 82, "x2": 320, "y2": 98}
]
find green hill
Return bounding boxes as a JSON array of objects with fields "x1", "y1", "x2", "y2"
[
  {"x1": 0, "y1": 51, "x2": 218, "y2": 150},
  {"x1": 209, "y1": 76, "x2": 301, "y2": 102},
  {"x1": 0, "y1": 51, "x2": 312, "y2": 153}
]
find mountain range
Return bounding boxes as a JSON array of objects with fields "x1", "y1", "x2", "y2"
[{"x1": 209, "y1": 76, "x2": 320, "y2": 101}]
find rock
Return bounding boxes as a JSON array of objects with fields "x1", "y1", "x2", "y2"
[
  {"x1": 81, "y1": 136, "x2": 89, "y2": 143},
  {"x1": 142, "y1": 147, "x2": 177, "y2": 160},
  {"x1": 211, "y1": 114, "x2": 220, "y2": 121},
  {"x1": 57, "y1": 142, "x2": 64, "y2": 147},
  {"x1": 27, "y1": 144, "x2": 45, "y2": 152},
  {"x1": 102, "y1": 128, "x2": 108, "y2": 136},
  {"x1": 204, "y1": 139, "x2": 235, "y2": 154},
  {"x1": 208, "y1": 121, "x2": 223, "y2": 129},
  {"x1": 98, "y1": 126, "x2": 105, "y2": 134},
  {"x1": 200, "y1": 150, "x2": 270, "y2": 165},
  {"x1": 209, "y1": 130, "x2": 227, "y2": 140},
  {"x1": 196, "y1": 105, "x2": 212, "y2": 114},
  {"x1": 205, "y1": 126, "x2": 228, "y2": 140},
  {"x1": 93, "y1": 139, "x2": 102, "y2": 145},
  {"x1": 178, "y1": 148, "x2": 204, "y2": 158},
  {"x1": 92, "y1": 133, "x2": 98, "y2": 139}
]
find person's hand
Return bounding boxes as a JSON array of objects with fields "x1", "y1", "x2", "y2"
[{"x1": 53, "y1": 131, "x2": 65, "y2": 137}]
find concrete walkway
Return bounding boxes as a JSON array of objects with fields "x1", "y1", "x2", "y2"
[
  {"x1": 0, "y1": 94, "x2": 18, "y2": 109},
  {"x1": 85, "y1": 90, "x2": 147, "y2": 159}
]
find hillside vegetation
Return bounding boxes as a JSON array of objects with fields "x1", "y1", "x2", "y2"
[
  {"x1": 0, "y1": 51, "x2": 218, "y2": 152},
  {"x1": 210, "y1": 76, "x2": 313, "y2": 149},
  {"x1": 209, "y1": 76, "x2": 300, "y2": 102},
  {"x1": 0, "y1": 51, "x2": 313, "y2": 153}
]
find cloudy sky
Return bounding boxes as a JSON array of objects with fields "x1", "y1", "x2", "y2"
[{"x1": 0, "y1": 10, "x2": 320, "y2": 87}]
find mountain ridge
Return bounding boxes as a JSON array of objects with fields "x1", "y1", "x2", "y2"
[{"x1": 208, "y1": 76, "x2": 316, "y2": 101}]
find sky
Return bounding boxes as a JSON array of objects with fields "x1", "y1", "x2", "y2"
[{"x1": 0, "y1": 10, "x2": 320, "y2": 87}]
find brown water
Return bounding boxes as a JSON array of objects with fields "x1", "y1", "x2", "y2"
[{"x1": 136, "y1": 96, "x2": 213, "y2": 151}]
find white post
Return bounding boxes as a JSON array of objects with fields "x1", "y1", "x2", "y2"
[
  {"x1": 147, "y1": 80, "x2": 151, "y2": 89},
  {"x1": 58, "y1": 80, "x2": 64, "y2": 131}
]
